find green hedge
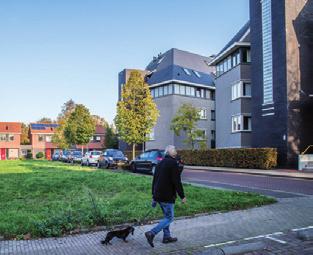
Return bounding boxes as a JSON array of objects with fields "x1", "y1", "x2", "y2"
[{"x1": 178, "y1": 148, "x2": 277, "y2": 170}]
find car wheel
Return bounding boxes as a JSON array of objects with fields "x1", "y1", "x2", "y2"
[
  {"x1": 151, "y1": 165, "x2": 156, "y2": 175},
  {"x1": 131, "y1": 163, "x2": 136, "y2": 173},
  {"x1": 81, "y1": 160, "x2": 84, "y2": 166},
  {"x1": 97, "y1": 161, "x2": 101, "y2": 168},
  {"x1": 86, "y1": 160, "x2": 90, "y2": 167},
  {"x1": 103, "y1": 161, "x2": 109, "y2": 169}
]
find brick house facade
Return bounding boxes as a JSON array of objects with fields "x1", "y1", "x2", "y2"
[{"x1": 0, "y1": 122, "x2": 22, "y2": 160}]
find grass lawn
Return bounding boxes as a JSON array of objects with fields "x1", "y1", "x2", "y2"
[{"x1": 0, "y1": 160, "x2": 276, "y2": 239}]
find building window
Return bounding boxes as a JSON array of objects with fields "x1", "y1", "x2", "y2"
[
  {"x1": 186, "y1": 86, "x2": 191, "y2": 96},
  {"x1": 232, "y1": 81, "x2": 251, "y2": 100},
  {"x1": 174, "y1": 84, "x2": 180, "y2": 94},
  {"x1": 211, "y1": 110, "x2": 216, "y2": 121},
  {"x1": 45, "y1": 135, "x2": 52, "y2": 142},
  {"x1": 168, "y1": 84, "x2": 173, "y2": 94},
  {"x1": 196, "y1": 88, "x2": 201, "y2": 98},
  {"x1": 151, "y1": 89, "x2": 155, "y2": 98},
  {"x1": 211, "y1": 130, "x2": 216, "y2": 140},
  {"x1": 159, "y1": 86, "x2": 164, "y2": 97},
  {"x1": 199, "y1": 108, "x2": 207, "y2": 120},
  {"x1": 211, "y1": 90, "x2": 216, "y2": 100},
  {"x1": 183, "y1": 68, "x2": 191, "y2": 75},
  {"x1": 164, "y1": 85, "x2": 168, "y2": 95},
  {"x1": 231, "y1": 82, "x2": 241, "y2": 100},
  {"x1": 193, "y1": 70, "x2": 201, "y2": 78},
  {"x1": 0, "y1": 134, "x2": 6, "y2": 141},
  {"x1": 93, "y1": 136, "x2": 101, "y2": 142},
  {"x1": 38, "y1": 135, "x2": 44, "y2": 142},
  {"x1": 242, "y1": 48, "x2": 251, "y2": 63},
  {"x1": 195, "y1": 129, "x2": 206, "y2": 140},
  {"x1": 155, "y1": 87, "x2": 159, "y2": 97},
  {"x1": 243, "y1": 82, "x2": 251, "y2": 96},
  {"x1": 232, "y1": 115, "x2": 251, "y2": 132},
  {"x1": 179, "y1": 85, "x2": 185, "y2": 95},
  {"x1": 261, "y1": 0, "x2": 273, "y2": 104}
]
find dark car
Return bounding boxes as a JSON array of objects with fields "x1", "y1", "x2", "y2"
[
  {"x1": 68, "y1": 150, "x2": 83, "y2": 164},
  {"x1": 130, "y1": 149, "x2": 165, "y2": 174},
  {"x1": 98, "y1": 149, "x2": 128, "y2": 169},
  {"x1": 60, "y1": 150, "x2": 71, "y2": 162}
]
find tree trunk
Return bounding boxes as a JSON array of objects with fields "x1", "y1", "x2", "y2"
[
  {"x1": 132, "y1": 143, "x2": 136, "y2": 160},
  {"x1": 81, "y1": 145, "x2": 84, "y2": 154}
]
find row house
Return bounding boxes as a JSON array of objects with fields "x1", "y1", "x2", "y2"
[{"x1": 0, "y1": 122, "x2": 22, "y2": 160}]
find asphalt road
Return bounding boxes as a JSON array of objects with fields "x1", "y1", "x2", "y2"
[{"x1": 182, "y1": 168, "x2": 313, "y2": 198}]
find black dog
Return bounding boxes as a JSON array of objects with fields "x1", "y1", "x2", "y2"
[{"x1": 101, "y1": 226, "x2": 135, "y2": 245}]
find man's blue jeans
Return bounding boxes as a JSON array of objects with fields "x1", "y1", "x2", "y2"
[{"x1": 151, "y1": 202, "x2": 174, "y2": 238}]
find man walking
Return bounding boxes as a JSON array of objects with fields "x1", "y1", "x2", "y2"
[{"x1": 145, "y1": 145, "x2": 186, "y2": 247}]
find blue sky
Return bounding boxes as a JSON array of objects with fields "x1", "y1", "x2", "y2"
[{"x1": 0, "y1": 0, "x2": 249, "y2": 124}]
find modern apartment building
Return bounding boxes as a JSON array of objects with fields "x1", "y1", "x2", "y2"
[
  {"x1": 145, "y1": 48, "x2": 216, "y2": 150},
  {"x1": 118, "y1": 49, "x2": 216, "y2": 151},
  {"x1": 0, "y1": 122, "x2": 22, "y2": 160},
  {"x1": 210, "y1": 22, "x2": 252, "y2": 148},
  {"x1": 250, "y1": 0, "x2": 313, "y2": 167}
]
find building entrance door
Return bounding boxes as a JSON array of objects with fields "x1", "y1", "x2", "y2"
[{"x1": 0, "y1": 148, "x2": 6, "y2": 160}]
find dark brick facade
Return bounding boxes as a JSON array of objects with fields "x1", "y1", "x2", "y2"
[{"x1": 250, "y1": 0, "x2": 313, "y2": 168}]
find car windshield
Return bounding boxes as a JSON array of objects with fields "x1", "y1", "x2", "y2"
[
  {"x1": 91, "y1": 151, "x2": 101, "y2": 155},
  {"x1": 73, "y1": 151, "x2": 82, "y2": 156},
  {"x1": 63, "y1": 151, "x2": 70, "y2": 156}
]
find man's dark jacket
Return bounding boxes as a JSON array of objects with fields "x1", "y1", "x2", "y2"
[{"x1": 152, "y1": 155, "x2": 185, "y2": 203}]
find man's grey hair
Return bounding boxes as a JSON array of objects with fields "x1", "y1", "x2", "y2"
[{"x1": 165, "y1": 145, "x2": 177, "y2": 157}]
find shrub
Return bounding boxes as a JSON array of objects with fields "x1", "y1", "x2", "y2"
[
  {"x1": 178, "y1": 148, "x2": 277, "y2": 170},
  {"x1": 36, "y1": 152, "x2": 44, "y2": 159}
]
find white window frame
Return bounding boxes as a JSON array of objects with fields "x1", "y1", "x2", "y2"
[
  {"x1": 231, "y1": 81, "x2": 252, "y2": 100},
  {"x1": 193, "y1": 70, "x2": 201, "y2": 78},
  {"x1": 199, "y1": 108, "x2": 207, "y2": 120},
  {"x1": 147, "y1": 128, "x2": 155, "y2": 141},
  {"x1": 231, "y1": 114, "x2": 252, "y2": 132}
]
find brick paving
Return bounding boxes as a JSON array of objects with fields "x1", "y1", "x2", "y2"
[{"x1": 1, "y1": 196, "x2": 313, "y2": 255}]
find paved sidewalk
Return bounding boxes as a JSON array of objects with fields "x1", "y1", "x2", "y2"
[
  {"x1": 186, "y1": 166, "x2": 313, "y2": 180},
  {"x1": 1, "y1": 196, "x2": 313, "y2": 255}
]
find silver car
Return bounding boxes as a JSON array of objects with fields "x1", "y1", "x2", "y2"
[{"x1": 81, "y1": 151, "x2": 102, "y2": 166}]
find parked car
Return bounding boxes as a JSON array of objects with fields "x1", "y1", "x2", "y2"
[
  {"x1": 130, "y1": 149, "x2": 165, "y2": 174},
  {"x1": 98, "y1": 149, "x2": 128, "y2": 169},
  {"x1": 60, "y1": 150, "x2": 71, "y2": 162},
  {"x1": 81, "y1": 151, "x2": 102, "y2": 166},
  {"x1": 68, "y1": 150, "x2": 83, "y2": 164},
  {"x1": 52, "y1": 152, "x2": 61, "y2": 161}
]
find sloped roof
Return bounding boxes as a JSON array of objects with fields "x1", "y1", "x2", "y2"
[
  {"x1": 210, "y1": 21, "x2": 250, "y2": 65},
  {"x1": 30, "y1": 123, "x2": 58, "y2": 134},
  {"x1": 95, "y1": 125, "x2": 105, "y2": 134},
  {"x1": 0, "y1": 122, "x2": 22, "y2": 133},
  {"x1": 145, "y1": 48, "x2": 215, "y2": 87}
]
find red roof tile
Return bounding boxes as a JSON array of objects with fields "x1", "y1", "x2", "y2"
[{"x1": 0, "y1": 122, "x2": 22, "y2": 133}]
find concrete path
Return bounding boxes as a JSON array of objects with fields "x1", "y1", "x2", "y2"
[
  {"x1": 1, "y1": 196, "x2": 313, "y2": 255},
  {"x1": 186, "y1": 166, "x2": 313, "y2": 180}
]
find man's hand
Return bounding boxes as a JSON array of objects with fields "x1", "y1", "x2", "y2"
[{"x1": 181, "y1": 197, "x2": 187, "y2": 204}]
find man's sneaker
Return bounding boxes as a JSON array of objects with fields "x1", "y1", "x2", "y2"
[
  {"x1": 145, "y1": 231, "x2": 155, "y2": 247},
  {"x1": 162, "y1": 237, "x2": 178, "y2": 244}
]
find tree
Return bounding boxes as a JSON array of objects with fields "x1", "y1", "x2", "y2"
[
  {"x1": 52, "y1": 100, "x2": 77, "y2": 149},
  {"x1": 37, "y1": 117, "x2": 54, "y2": 123},
  {"x1": 170, "y1": 103, "x2": 206, "y2": 150},
  {"x1": 57, "y1": 99, "x2": 76, "y2": 121},
  {"x1": 21, "y1": 123, "x2": 30, "y2": 145},
  {"x1": 92, "y1": 115, "x2": 109, "y2": 127},
  {"x1": 115, "y1": 71, "x2": 159, "y2": 159},
  {"x1": 64, "y1": 104, "x2": 96, "y2": 152},
  {"x1": 105, "y1": 124, "x2": 118, "y2": 149}
]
